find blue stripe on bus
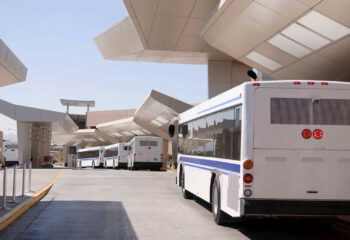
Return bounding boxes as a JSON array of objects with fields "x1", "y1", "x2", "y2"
[
  {"x1": 78, "y1": 158, "x2": 98, "y2": 161},
  {"x1": 197, "y1": 96, "x2": 242, "y2": 115},
  {"x1": 184, "y1": 163, "x2": 229, "y2": 175},
  {"x1": 179, "y1": 156, "x2": 240, "y2": 173}
]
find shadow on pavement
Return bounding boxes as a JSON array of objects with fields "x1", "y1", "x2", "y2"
[
  {"x1": 193, "y1": 196, "x2": 349, "y2": 240},
  {"x1": 0, "y1": 201, "x2": 138, "y2": 240}
]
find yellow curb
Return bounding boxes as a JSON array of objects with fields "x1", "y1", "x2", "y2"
[{"x1": 0, "y1": 171, "x2": 65, "y2": 231}]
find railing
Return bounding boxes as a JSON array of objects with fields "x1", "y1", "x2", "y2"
[{"x1": 1, "y1": 162, "x2": 32, "y2": 210}]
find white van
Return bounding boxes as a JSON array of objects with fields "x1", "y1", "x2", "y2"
[
  {"x1": 127, "y1": 136, "x2": 163, "y2": 170},
  {"x1": 3, "y1": 141, "x2": 19, "y2": 166},
  {"x1": 103, "y1": 142, "x2": 130, "y2": 168}
]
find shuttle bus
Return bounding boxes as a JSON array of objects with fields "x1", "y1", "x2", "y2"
[
  {"x1": 3, "y1": 141, "x2": 19, "y2": 166},
  {"x1": 103, "y1": 143, "x2": 130, "y2": 168},
  {"x1": 127, "y1": 136, "x2": 163, "y2": 170},
  {"x1": 77, "y1": 146, "x2": 104, "y2": 168},
  {"x1": 170, "y1": 80, "x2": 350, "y2": 225}
]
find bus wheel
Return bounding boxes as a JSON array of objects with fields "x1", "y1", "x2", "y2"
[
  {"x1": 212, "y1": 177, "x2": 229, "y2": 225},
  {"x1": 180, "y1": 168, "x2": 192, "y2": 199}
]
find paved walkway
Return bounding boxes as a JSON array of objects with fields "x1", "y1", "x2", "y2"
[
  {"x1": 0, "y1": 169, "x2": 349, "y2": 240},
  {"x1": 0, "y1": 168, "x2": 66, "y2": 217}
]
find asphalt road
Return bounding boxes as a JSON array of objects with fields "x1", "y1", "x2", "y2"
[{"x1": 0, "y1": 169, "x2": 349, "y2": 240}]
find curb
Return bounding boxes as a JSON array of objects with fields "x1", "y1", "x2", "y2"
[{"x1": 0, "y1": 171, "x2": 65, "y2": 231}]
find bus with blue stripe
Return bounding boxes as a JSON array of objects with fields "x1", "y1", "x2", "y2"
[
  {"x1": 103, "y1": 143, "x2": 130, "y2": 168},
  {"x1": 170, "y1": 80, "x2": 350, "y2": 225},
  {"x1": 77, "y1": 146, "x2": 104, "y2": 168}
]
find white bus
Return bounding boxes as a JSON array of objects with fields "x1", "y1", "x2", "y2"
[
  {"x1": 103, "y1": 143, "x2": 130, "y2": 168},
  {"x1": 170, "y1": 80, "x2": 350, "y2": 225},
  {"x1": 3, "y1": 141, "x2": 19, "y2": 166},
  {"x1": 127, "y1": 136, "x2": 163, "y2": 170},
  {"x1": 77, "y1": 146, "x2": 104, "y2": 168}
]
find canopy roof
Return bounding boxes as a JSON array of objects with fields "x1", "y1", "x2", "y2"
[{"x1": 0, "y1": 39, "x2": 27, "y2": 87}]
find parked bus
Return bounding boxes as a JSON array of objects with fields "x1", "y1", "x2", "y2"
[
  {"x1": 169, "y1": 80, "x2": 350, "y2": 225},
  {"x1": 3, "y1": 141, "x2": 19, "y2": 166},
  {"x1": 77, "y1": 146, "x2": 104, "y2": 168},
  {"x1": 127, "y1": 136, "x2": 163, "y2": 170},
  {"x1": 103, "y1": 143, "x2": 130, "y2": 168}
]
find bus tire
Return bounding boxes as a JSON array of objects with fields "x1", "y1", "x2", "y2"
[
  {"x1": 212, "y1": 177, "x2": 230, "y2": 225},
  {"x1": 180, "y1": 168, "x2": 192, "y2": 199}
]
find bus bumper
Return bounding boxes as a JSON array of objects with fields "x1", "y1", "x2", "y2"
[
  {"x1": 133, "y1": 162, "x2": 162, "y2": 169},
  {"x1": 118, "y1": 162, "x2": 128, "y2": 168},
  {"x1": 244, "y1": 199, "x2": 350, "y2": 216}
]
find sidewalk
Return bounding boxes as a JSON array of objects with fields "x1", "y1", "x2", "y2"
[{"x1": 0, "y1": 168, "x2": 67, "y2": 218}]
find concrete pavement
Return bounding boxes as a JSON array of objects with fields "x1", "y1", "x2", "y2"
[{"x1": 0, "y1": 169, "x2": 349, "y2": 240}]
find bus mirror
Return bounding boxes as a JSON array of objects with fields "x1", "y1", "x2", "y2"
[
  {"x1": 169, "y1": 124, "x2": 175, "y2": 138},
  {"x1": 182, "y1": 125, "x2": 188, "y2": 137}
]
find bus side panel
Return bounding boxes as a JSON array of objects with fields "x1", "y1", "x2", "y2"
[
  {"x1": 184, "y1": 164, "x2": 211, "y2": 202},
  {"x1": 221, "y1": 173, "x2": 241, "y2": 217}
]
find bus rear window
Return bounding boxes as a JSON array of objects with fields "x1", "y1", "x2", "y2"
[
  {"x1": 271, "y1": 98, "x2": 310, "y2": 124},
  {"x1": 5, "y1": 144, "x2": 18, "y2": 149},
  {"x1": 271, "y1": 98, "x2": 350, "y2": 125},
  {"x1": 139, "y1": 140, "x2": 158, "y2": 147}
]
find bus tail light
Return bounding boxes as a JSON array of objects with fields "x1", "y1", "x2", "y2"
[
  {"x1": 244, "y1": 174, "x2": 253, "y2": 183},
  {"x1": 133, "y1": 154, "x2": 136, "y2": 160},
  {"x1": 321, "y1": 82, "x2": 328, "y2": 85},
  {"x1": 302, "y1": 129, "x2": 312, "y2": 139},
  {"x1": 313, "y1": 129, "x2": 323, "y2": 139},
  {"x1": 146, "y1": 146, "x2": 151, "y2": 150},
  {"x1": 253, "y1": 83, "x2": 260, "y2": 86},
  {"x1": 244, "y1": 189, "x2": 252, "y2": 197},
  {"x1": 294, "y1": 81, "x2": 301, "y2": 85},
  {"x1": 307, "y1": 81, "x2": 315, "y2": 85},
  {"x1": 243, "y1": 159, "x2": 253, "y2": 170}
]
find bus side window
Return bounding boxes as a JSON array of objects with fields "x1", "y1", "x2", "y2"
[{"x1": 233, "y1": 106, "x2": 242, "y2": 160}]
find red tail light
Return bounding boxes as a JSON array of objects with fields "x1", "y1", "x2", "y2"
[
  {"x1": 244, "y1": 174, "x2": 253, "y2": 183},
  {"x1": 313, "y1": 129, "x2": 323, "y2": 139},
  {"x1": 294, "y1": 81, "x2": 301, "y2": 85},
  {"x1": 133, "y1": 154, "x2": 136, "y2": 160},
  {"x1": 307, "y1": 82, "x2": 315, "y2": 85},
  {"x1": 321, "y1": 82, "x2": 328, "y2": 85},
  {"x1": 146, "y1": 146, "x2": 151, "y2": 150},
  {"x1": 253, "y1": 83, "x2": 260, "y2": 86},
  {"x1": 302, "y1": 129, "x2": 312, "y2": 139}
]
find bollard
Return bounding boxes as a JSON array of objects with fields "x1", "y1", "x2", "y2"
[
  {"x1": 8, "y1": 164, "x2": 18, "y2": 203},
  {"x1": 28, "y1": 161, "x2": 33, "y2": 192},
  {"x1": 113, "y1": 159, "x2": 115, "y2": 169},
  {"x1": 2, "y1": 166, "x2": 10, "y2": 210},
  {"x1": 22, "y1": 162, "x2": 26, "y2": 197}
]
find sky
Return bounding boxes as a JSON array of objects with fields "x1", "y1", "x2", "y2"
[{"x1": 0, "y1": 0, "x2": 207, "y2": 137}]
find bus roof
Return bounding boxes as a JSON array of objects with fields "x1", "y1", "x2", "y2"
[
  {"x1": 78, "y1": 146, "x2": 103, "y2": 152},
  {"x1": 179, "y1": 80, "x2": 350, "y2": 123}
]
